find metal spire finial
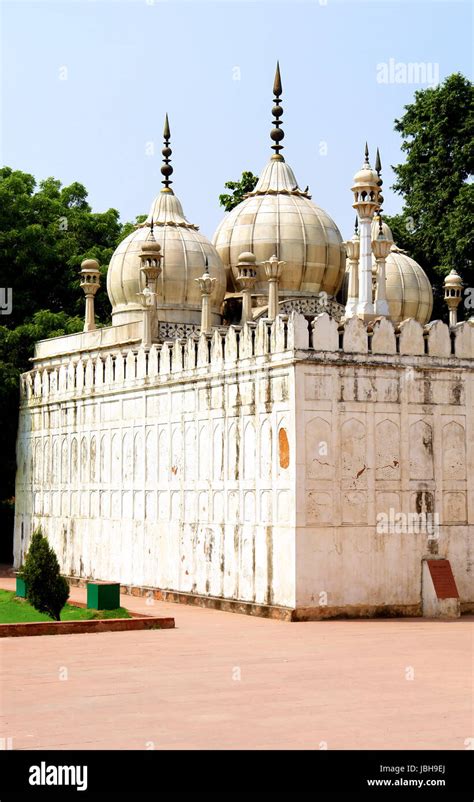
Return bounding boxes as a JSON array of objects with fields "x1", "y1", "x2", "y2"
[
  {"x1": 161, "y1": 113, "x2": 173, "y2": 191},
  {"x1": 375, "y1": 147, "x2": 382, "y2": 176},
  {"x1": 270, "y1": 61, "x2": 284, "y2": 160},
  {"x1": 375, "y1": 147, "x2": 383, "y2": 215},
  {"x1": 364, "y1": 141, "x2": 370, "y2": 165},
  {"x1": 354, "y1": 216, "x2": 359, "y2": 235}
]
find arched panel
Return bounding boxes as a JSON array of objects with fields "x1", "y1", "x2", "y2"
[
  {"x1": 442, "y1": 421, "x2": 466, "y2": 480},
  {"x1": 260, "y1": 419, "x2": 272, "y2": 480},
  {"x1": 375, "y1": 419, "x2": 400, "y2": 480},
  {"x1": 341, "y1": 418, "x2": 367, "y2": 487},
  {"x1": 199, "y1": 422, "x2": 210, "y2": 480},
  {"x1": 306, "y1": 417, "x2": 333, "y2": 479},
  {"x1": 243, "y1": 421, "x2": 256, "y2": 480},
  {"x1": 409, "y1": 420, "x2": 433, "y2": 480},
  {"x1": 212, "y1": 422, "x2": 224, "y2": 481}
]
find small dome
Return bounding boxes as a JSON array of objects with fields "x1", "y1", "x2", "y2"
[
  {"x1": 384, "y1": 246, "x2": 433, "y2": 324},
  {"x1": 352, "y1": 166, "x2": 379, "y2": 187},
  {"x1": 107, "y1": 116, "x2": 227, "y2": 327},
  {"x1": 107, "y1": 194, "x2": 226, "y2": 326},
  {"x1": 213, "y1": 158, "x2": 346, "y2": 299}
]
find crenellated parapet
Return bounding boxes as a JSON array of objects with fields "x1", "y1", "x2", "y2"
[{"x1": 20, "y1": 313, "x2": 474, "y2": 404}]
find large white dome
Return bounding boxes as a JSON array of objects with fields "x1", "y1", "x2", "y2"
[{"x1": 213, "y1": 157, "x2": 346, "y2": 300}]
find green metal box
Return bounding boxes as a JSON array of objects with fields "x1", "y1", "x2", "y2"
[
  {"x1": 16, "y1": 576, "x2": 27, "y2": 598},
  {"x1": 87, "y1": 581, "x2": 120, "y2": 610}
]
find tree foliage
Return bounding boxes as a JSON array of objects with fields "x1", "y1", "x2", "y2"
[
  {"x1": 0, "y1": 167, "x2": 123, "y2": 326},
  {"x1": 0, "y1": 168, "x2": 133, "y2": 521},
  {"x1": 384, "y1": 73, "x2": 474, "y2": 319},
  {"x1": 20, "y1": 528, "x2": 69, "y2": 621},
  {"x1": 219, "y1": 171, "x2": 259, "y2": 212}
]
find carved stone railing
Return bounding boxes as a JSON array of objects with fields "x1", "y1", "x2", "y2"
[{"x1": 19, "y1": 313, "x2": 474, "y2": 403}]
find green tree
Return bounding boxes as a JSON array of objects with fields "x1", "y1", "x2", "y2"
[
  {"x1": 20, "y1": 528, "x2": 69, "y2": 621},
  {"x1": 0, "y1": 168, "x2": 134, "y2": 546},
  {"x1": 0, "y1": 167, "x2": 123, "y2": 327},
  {"x1": 219, "y1": 171, "x2": 259, "y2": 212},
  {"x1": 384, "y1": 73, "x2": 474, "y2": 319}
]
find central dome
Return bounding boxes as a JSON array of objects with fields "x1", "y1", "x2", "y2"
[
  {"x1": 213, "y1": 159, "x2": 346, "y2": 299},
  {"x1": 212, "y1": 65, "x2": 345, "y2": 303}
]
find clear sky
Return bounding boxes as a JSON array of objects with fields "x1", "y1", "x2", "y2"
[{"x1": 1, "y1": 0, "x2": 472, "y2": 242}]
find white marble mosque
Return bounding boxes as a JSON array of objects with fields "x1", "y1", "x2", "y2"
[{"x1": 13, "y1": 66, "x2": 474, "y2": 620}]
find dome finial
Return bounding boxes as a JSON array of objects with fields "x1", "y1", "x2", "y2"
[
  {"x1": 364, "y1": 141, "x2": 370, "y2": 166},
  {"x1": 375, "y1": 147, "x2": 382, "y2": 176},
  {"x1": 161, "y1": 113, "x2": 173, "y2": 193},
  {"x1": 375, "y1": 146, "x2": 384, "y2": 216},
  {"x1": 270, "y1": 61, "x2": 284, "y2": 161}
]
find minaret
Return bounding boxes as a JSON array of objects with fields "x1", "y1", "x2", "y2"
[
  {"x1": 137, "y1": 221, "x2": 162, "y2": 347},
  {"x1": 196, "y1": 257, "x2": 216, "y2": 334},
  {"x1": 80, "y1": 259, "x2": 100, "y2": 332},
  {"x1": 263, "y1": 254, "x2": 285, "y2": 319},
  {"x1": 371, "y1": 149, "x2": 391, "y2": 317},
  {"x1": 236, "y1": 252, "x2": 257, "y2": 325},
  {"x1": 344, "y1": 217, "x2": 360, "y2": 320},
  {"x1": 351, "y1": 143, "x2": 381, "y2": 321},
  {"x1": 270, "y1": 61, "x2": 284, "y2": 162},
  {"x1": 444, "y1": 269, "x2": 463, "y2": 327},
  {"x1": 372, "y1": 216, "x2": 391, "y2": 317}
]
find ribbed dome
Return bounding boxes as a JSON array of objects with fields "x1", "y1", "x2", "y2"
[
  {"x1": 107, "y1": 189, "x2": 226, "y2": 326},
  {"x1": 383, "y1": 246, "x2": 433, "y2": 324},
  {"x1": 213, "y1": 157, "x2": 346, "y2": 298}
]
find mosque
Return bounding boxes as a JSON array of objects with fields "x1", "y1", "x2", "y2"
[{"x1": 13, "y1": 66, "x2": 473, "y2": 619}]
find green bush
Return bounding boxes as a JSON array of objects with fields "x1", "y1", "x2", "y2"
[{"x1": 20, "y1": 528, "x2": 69, "y2": 621}]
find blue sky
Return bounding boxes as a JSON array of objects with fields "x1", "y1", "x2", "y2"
[{"x1": 1, "y1": 0, "x2": 472, "y2": 242}]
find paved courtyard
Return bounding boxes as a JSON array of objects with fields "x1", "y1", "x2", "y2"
[{"x1": 0, "y1": 576, "x2": 472, "y2": 750}]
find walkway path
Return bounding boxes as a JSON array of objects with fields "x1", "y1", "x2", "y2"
[{"x1": 1, "y1": 576, "x2": 472, "y2": 750}]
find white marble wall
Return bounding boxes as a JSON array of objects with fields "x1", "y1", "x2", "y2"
[
  {"x1": 14, "y1": 313, "x2": 474, "y2": 615},
  {"x1": 14, "y1": 357, "x2": 295, "y2": 608}
]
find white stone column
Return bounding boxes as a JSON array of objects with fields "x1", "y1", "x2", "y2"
[
  {"x1": 263, "y1": 255, "x2": 285, "y2": 320},
  {"x1": 196, "y1": 264, "x2": 216, "y2": 335},
  {"x1": 344, "y1": 232, "x2": 360, "y2": 320},
  {"x1": 357, "y1": 216, "x2": 375, "y2": 319},
  {"x1": 372, "y1": 229, "x2": 392, "y2": 318},
  {"x1": 236, "y1": 252, "x2": 258, "y2": 325}
]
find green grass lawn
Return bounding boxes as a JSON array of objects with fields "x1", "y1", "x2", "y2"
[{"x1": 0, "y1": 589, "x2": 131, "y2": 624}]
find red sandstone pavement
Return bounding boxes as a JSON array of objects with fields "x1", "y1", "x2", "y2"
[{"x1": 0, "y1": 576, "x2": 472, "y2": 750}]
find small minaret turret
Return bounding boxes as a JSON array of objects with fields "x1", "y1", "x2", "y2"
[
  {"x1": 371, "y1": 148, "x2": 391, "y2": 317},
  {"x1": 351, "y1": 143, "x2": 381, "y2": 321},
  {"x1": 263, "y1": 254, "x2": 285, "y2": 320},
  {"x1": 444, "y1": 269, "x2": 463, "y2": 327},
  {"x1": 80, "y1": 258, "x2": 100, "y2": 332},
  {"x1": 137, "y1": 222, "x2": 162, "y2": 347},
  {"x1": 344, "y1": 217, "x2": 360, "y2": 320},
  {"x1": 196, "y1": 257, "x2": 216, "y2": 335},
  {"x1": 236, "y1": 252, "x2": 257, "y2": 325},
  {"x1": 372, "y1": 217, "x2": 391, "y2": 318}
]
